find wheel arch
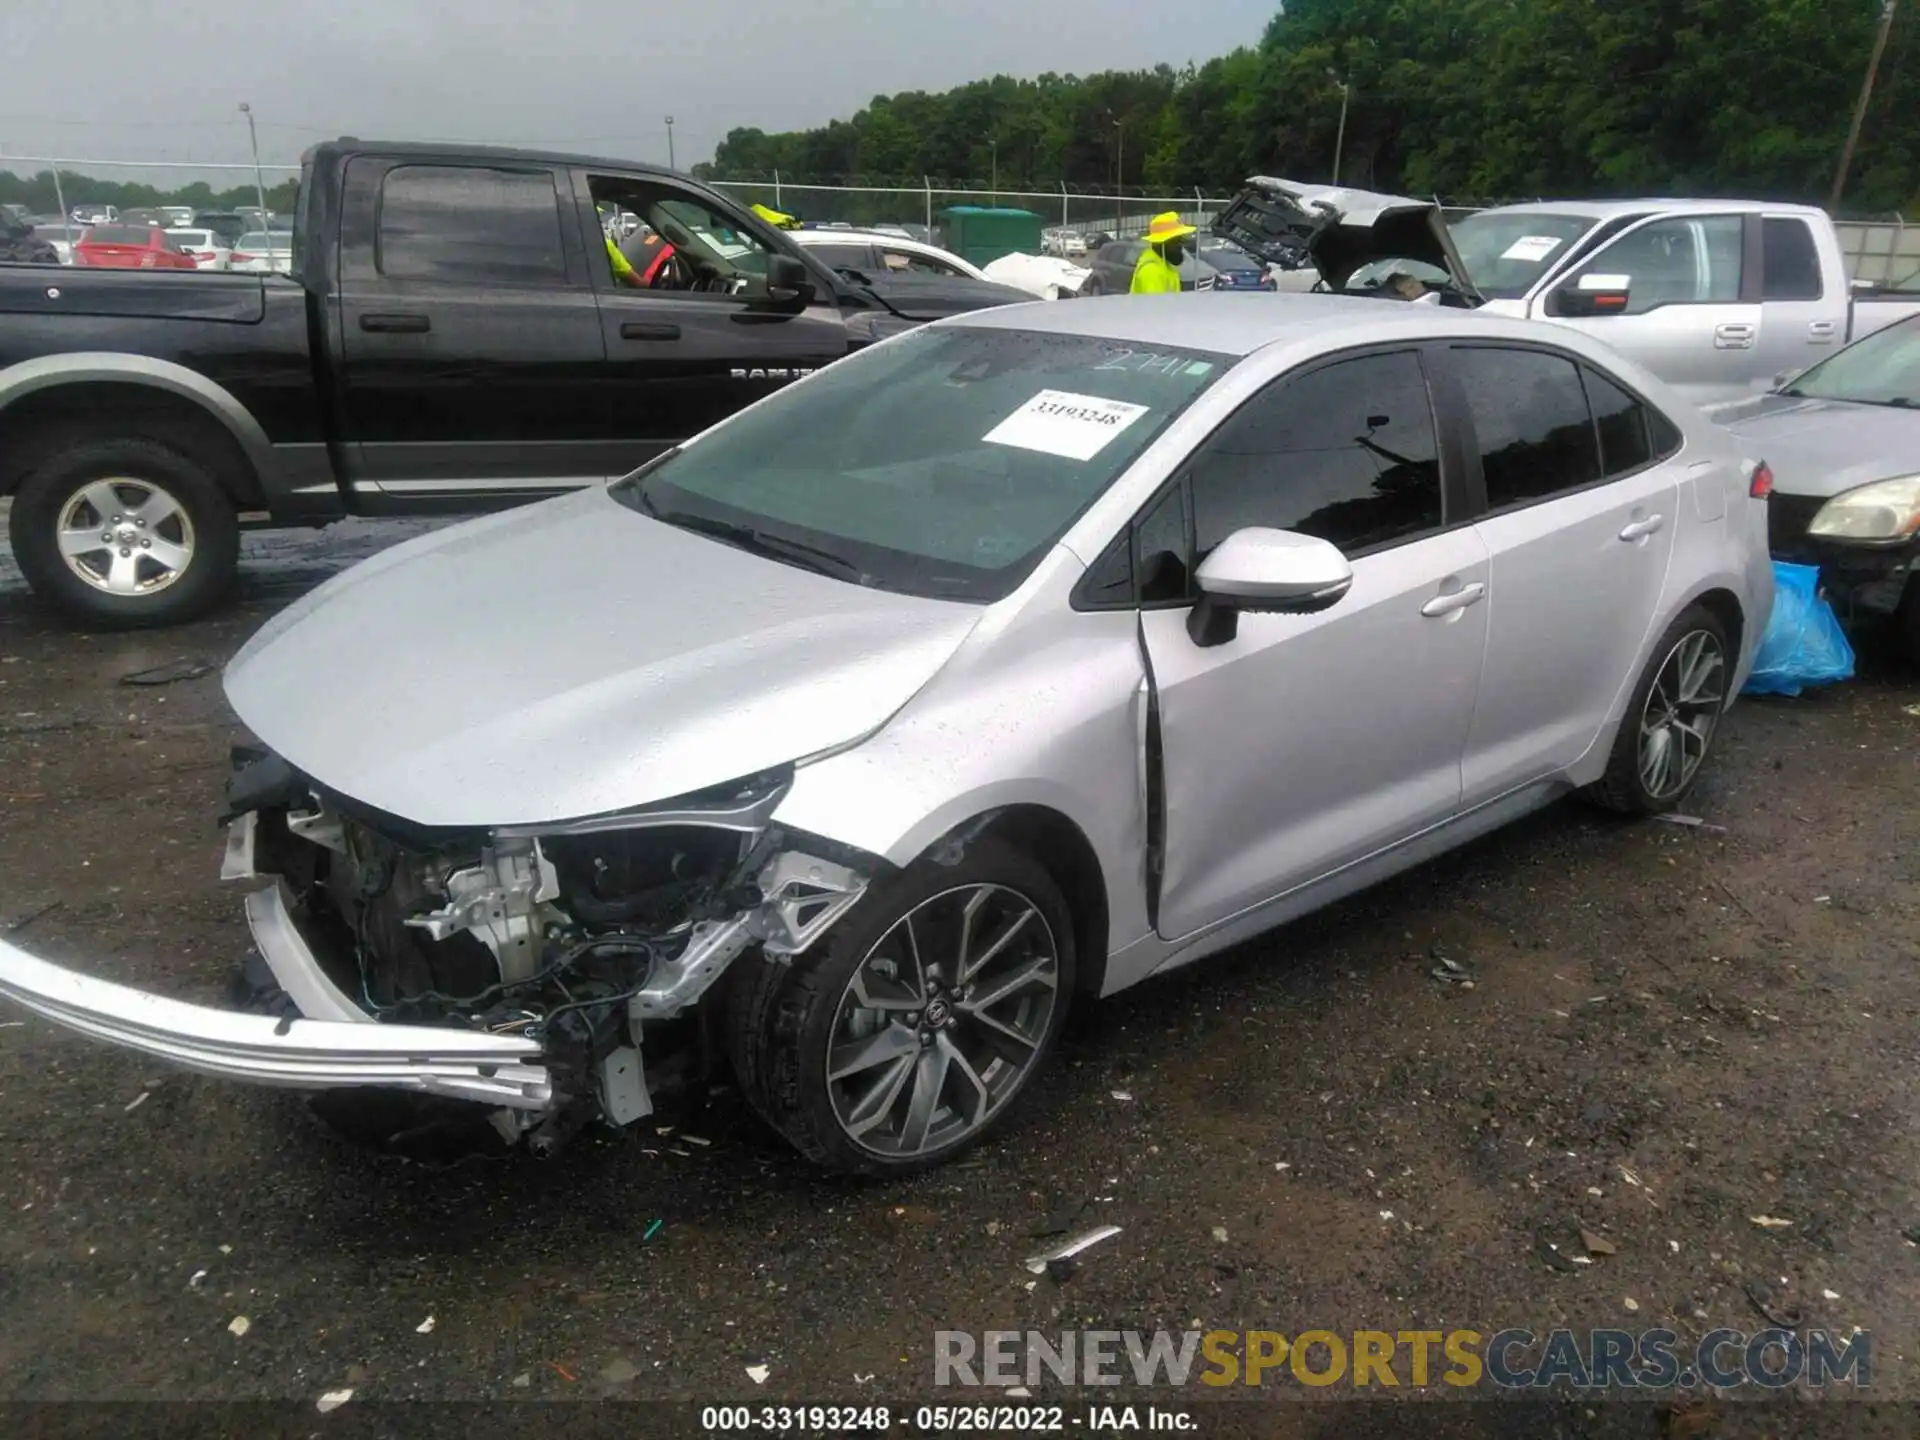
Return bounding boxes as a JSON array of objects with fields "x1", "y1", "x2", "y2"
[
  {"x1": 0, "y1": 355, "x2": 271, "y2": 506},
  {"x1": 910, "y1": 804, "x2": 1112, "y2": 1001}
]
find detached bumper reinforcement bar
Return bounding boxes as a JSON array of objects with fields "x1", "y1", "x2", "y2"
[{"x1": 0, "y1": 912, "x2": 551, "y2": 1110}]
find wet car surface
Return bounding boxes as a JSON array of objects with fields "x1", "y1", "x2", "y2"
[{"x1": 1, "y1": 502, "x2": 1918, "y2": 1433}]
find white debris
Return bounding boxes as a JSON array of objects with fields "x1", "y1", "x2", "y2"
[
  {"x1": 853, "y1": 1373, "x2": 875, "y2": 1384},
  {"x1": 1823, "y1": 1289, "x2": 1841, "y2": 1301},
  {"x1": 1111, "y1": 1090, "x2": 1133, "y2": 1102},
  {"x1": 1006, "y1": 1385, "x2": 1033, "y2": 1398},
  {"x1": 1273, "y1": 1162, "x2": 1291, "y2": 1172},
  {"x1": 1571, "y1": 1256, "x2": 1593, "y2": 1266},
  {"x1": 1587, "y1": 1187, "x2": 1604, "y2": 1197},
  {"x1": 1623, "y1": 1298, "x2": 1640, "y2": 1313},
  {"x1": 218, "y1": 1244, "x2": 232, "y2": 1256},
  {"x1": 188, "y1": 1269, "x2": 209, "y2": 1290},
  {"x1": 124, "y1": 1092, "x2": 150, "y2": 1114},
  {"x1": 1750, "y1": 1215, "x2": 1794, "y2": 1229},
  {"x1": 227, "y1": 1316, "x2": 251, "y2": 1337},
  {"x1": 512, "y1": 1373, "x2": 531, "y2": 1388},
  {"x1": 745, "y1": 1364, "x2": 771, "y2": 1385},
  {"x1": 1379, "y1": 1210, "x2": 1395, "y2": 1222},
  {"x1": 683, "y1": 1135, "x2": 712, "y2": 1147},
  {"x1": 316, "y1": 1389, "x2": 353, "y2": 1414},
  {"x1": 416, "y1": 1316, "x2": 436, "y2": 1334},
  {"x1": 1619, "y1": 1166, "x2": 1643, "y2": 1188},
  {"x1": 1668, "y1": 1240, "x2": 1681, "y2": 1254},
  {"x1": 1211, "y1": 1226, "x2": 1229, "y2": 1243}
]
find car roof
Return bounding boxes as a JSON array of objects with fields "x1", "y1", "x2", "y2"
[
  {"x1": 305, "y1": 137, "x2": 686, "y2": 181},
  {"x1": 946, "y1": 291, "x2": 1522, "y2": 357},
  {"x1": 1469, "y1": 198, "x2": 1829, "y2": 222}
]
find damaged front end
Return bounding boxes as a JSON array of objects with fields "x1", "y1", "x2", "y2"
[{"x1": 0, "y1": 748, "x2": 875, "y2": 1155}]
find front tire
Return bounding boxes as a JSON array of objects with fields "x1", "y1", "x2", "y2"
[
  {"x1": 1585, "y1": 604, "x2": 1731, "y2": 814},
  {"x1": 726, "y1": 837, "x2": 1075, "y2": 1175},
  {"x1": 9, "y1": 435, "x2": 240, "y2": 630}
]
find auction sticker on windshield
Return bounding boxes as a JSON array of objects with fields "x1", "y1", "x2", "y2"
[
  {"x1": 1501, "y1": 235, "x2": 1565, "y2": 262},
  {"x1": 983, "y1": 390, "x2": 1150, "y2": 461}
]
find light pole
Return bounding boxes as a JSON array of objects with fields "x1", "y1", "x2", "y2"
[
  {"x1": 1327, "y1": 70, "x2": 1351, "y2": 186},
  {"x1": 237, "y1": 102, "x2": 269, "y2": 222},
  {"x1": 1830, "y1": 0, "x2": 1898, "y2": 212},
  {"x1": 990, "y1": 138, "x2": 998, "y2": 204},
  {"x1": 665, "y1": 115, "x2": 676, "y2": 170}
]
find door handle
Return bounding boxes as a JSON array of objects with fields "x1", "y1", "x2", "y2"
[
  {"x1": 620, "y1": 321, "x2": 681, "y2": 340},
  {"x1": 1713, "y1": 322, "x2": 1756, "y2": 350},
  {"x1": 1807, "y1": 319, "x2": 1838, "y2": 343},
  {"x1": 1619, "y1": 514, "x2": 1665, "y2": 541},
  {"x1": 1420, "y1": 581, "x2": 1486, "y2": 618},
  {"x1": 359, "y1": 312, "x2": 430, "y2": 333}
]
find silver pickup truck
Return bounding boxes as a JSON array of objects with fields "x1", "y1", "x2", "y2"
[
  {"x1": 1452, "y1": 200, "x2": 1920, "y2": 409},
  {"x1": 1231, "y1": 183, "x2": 1920, "y2": 411}
]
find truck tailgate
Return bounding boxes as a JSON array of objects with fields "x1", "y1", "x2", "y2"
[{"x1": 0, "y1": 270, "x2": 269, "y2": 324}]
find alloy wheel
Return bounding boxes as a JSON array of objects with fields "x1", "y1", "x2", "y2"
[
  {"x1": 1638, "y1": 628, "x2": 1726, "y2": 801},
  {"x1": 826, "y1": 883, "x2": 1060, "y2": 1159},
  {"x1": 55, "y1": 477, "x2": 196, "y2": 596}
]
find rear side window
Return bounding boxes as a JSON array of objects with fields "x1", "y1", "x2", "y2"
[
  {"x1": 1188, "y1": 350, "x2": 1443, "y2": 559},
  {"x1": 85, "y1": 226, "x2": 152, "y2": 245},
  {"x1": 377, "y1": 165, "x2": 566, "y2": 284},
  {"x1": 1580, "y1": 366, "x2": 1655, "y2": 476},
  {"x1": 1453, "y1": 347, "x2": 1601, "y2": 507},
  {"x1": 1762, "y1": 217, "x2": 1823, "y2": 301}
]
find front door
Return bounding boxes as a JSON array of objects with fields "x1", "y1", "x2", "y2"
[
  {"x1": 576, "y1": 174, "x2": 850, "y2": 474},
  {"x1": 1535, "y1": 213, "x2": 1761, "y2": 409},
  {"x1": 1445, "y1": 343, "x2": 1681, "y2": 802},
  {"x1": 1139, "y1": 348, "x2": 1490, "y2": 941},
  {"x1": 335, "y1": 158, "x2": 611, "y2": 506}
]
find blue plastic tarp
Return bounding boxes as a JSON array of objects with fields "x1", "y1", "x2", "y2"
[{"x1": 1741, "y1": 561, "x2": 1855, "y2": 697}]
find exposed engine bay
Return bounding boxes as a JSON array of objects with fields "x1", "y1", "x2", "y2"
[{"x1": 222, "y1": 745, "x2": 874, "y2": 1155}]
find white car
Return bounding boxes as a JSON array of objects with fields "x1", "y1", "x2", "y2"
[
  {"x1": 981, "y1": 251, "x2": 1091, "y2": 300},
  {"x1": 1061, "y1": 234, "x2": 1089, "y2": 259},
  {"x1": 164, "y1": 227, "x2": 232, "y2": 271},
  {"x1": 230, "y1": 230, "x2": 293, "y2": 274},
  {"x1": 791, "y1": 228, "x2": 991, "y2": 283},
  {"x1": 161, "y1": 206, "x2": 196, "y2": 228}
]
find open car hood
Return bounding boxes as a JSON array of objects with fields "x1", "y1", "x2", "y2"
[{"x1": 1211, "y1": 177, "x2": 1483, "y2": 303}]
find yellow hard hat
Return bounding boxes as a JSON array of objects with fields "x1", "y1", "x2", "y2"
[
  {"x1": 1144, "y1": 212, "x2": 1197, "y2": 245},
  {"x1": 752, "y1": 202, "x2": 799, "y2": 230}
]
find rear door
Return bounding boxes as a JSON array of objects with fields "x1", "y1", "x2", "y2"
[
  {"x1": 1534, "y1": 213, "x2": 1759, "y2": 408},
  {"x1": 1448, "y1": 344, "x2": 1680, "y2": 802},
  {"x1": 1754, "y1": 215, "x2": 1846, "y2": 384},
  {"x1": 572, "y1": 170, "x2": 849, "y2": 469},
  {"x1": 334, "y1": 158, "x2": 611, "y2": 507}
]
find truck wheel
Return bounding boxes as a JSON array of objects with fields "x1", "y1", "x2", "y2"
[
  {"x1": 9, "y1": 435, "x2": 240, "y2": 630},
  {"x1": 1584, "y1": 603, "x2": 1731, "y2": 814},
  {"x1": 726, "y1": 837, "x2": 1074, "y2": 1176}
]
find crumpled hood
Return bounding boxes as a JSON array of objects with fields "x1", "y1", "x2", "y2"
[
  {"x1": 1213, "y1": 177, "x2": 1484, "y2": 301},
  {"x1": 1715, "y1": 394, "x2": 1920, "y2": 499},
  {"x1": 224, "y1": 487, "x2": 984, "y2": 828},
  {"x1": 857, "y1": 271, "x2": 1040, "y2": 319}
]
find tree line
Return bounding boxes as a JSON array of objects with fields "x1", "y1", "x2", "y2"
[{"x1": 697, "y1": 0, "x2": 1920, "y2": 215}]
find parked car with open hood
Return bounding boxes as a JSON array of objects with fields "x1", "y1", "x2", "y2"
[
  {"x1": 0, "y1": 295, "x2": 1773, "y2": 1175},
  {"x1": 0, "y1": 138, "x2": 1043, "y2": 632},
  {"x1": 1718, "y1": 313, "x2": 1920, "y2": 660}
]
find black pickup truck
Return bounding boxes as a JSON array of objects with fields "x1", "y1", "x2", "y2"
[{"x1": 0, "y1": 139, "x2": 1035, "y2": 628}]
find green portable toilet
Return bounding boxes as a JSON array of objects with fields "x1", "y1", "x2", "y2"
[{"x1": 940, "y1": 206, "x2": 1045, "y2": 266}]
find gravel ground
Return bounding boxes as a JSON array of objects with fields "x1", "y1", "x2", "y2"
[{"x1": 2, "y1": 511, "x2": 1919, "y2": 1437}]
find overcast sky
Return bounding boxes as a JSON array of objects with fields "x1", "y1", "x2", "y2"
[{"x1": 1, "y1": 0, "x2": 1274, "y2": 182}]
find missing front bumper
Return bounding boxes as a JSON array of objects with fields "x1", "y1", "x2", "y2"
[{"x1": 0, "y1": 920, "x2": 552, "y2": 1108}]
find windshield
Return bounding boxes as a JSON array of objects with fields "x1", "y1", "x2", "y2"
[
  {"x1": 83, "y1": 226, "x2": 154, "y2": 245},
  {"x1": 236, "y1": 231, "x2": 289, "y2": 250},
  {"x1": 1784, "y1": 315, "x2": 1920, "y2": 407},
  {"x1": 1448, "y1": 211, "x2": 1597, "y2": 299},
  {"x1": 613, "y1": 325, "x2": 1231, "y2": 601}
]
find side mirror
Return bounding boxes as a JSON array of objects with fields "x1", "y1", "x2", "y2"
[
  {"x1": 764, "y1": 253, "x2": 817, "y2": 307},
  {"x1": 1549, "y1": 273, "x2": 1632, "y2": 318},
  {"x1": 1187, "y1": 528, "x2": 1354, "y2": 648}
]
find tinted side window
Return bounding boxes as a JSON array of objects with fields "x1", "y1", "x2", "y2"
[
  {"x1": 1580, "y1": 366, "x2": 1654, "y2": 477},
  {"x1": 1189, "y1": 351, "x2": 1442, "y2": 560},
  {"x1": 1136, "y1": 483, "x2": 1192, "y2": 603},
  {"x1": 1762, "y1": 217, "x2": 1823, "y2": 300},
  {"x1": 377, "y1": 165, "x2": 566, "y2": 284},
  {"x1": 1454, "y1": 348, "x2": 1600, "y2": 507}
]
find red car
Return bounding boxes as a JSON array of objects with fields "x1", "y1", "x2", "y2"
[{"x1": 72, "y1": 225, "x2": 198, "y2": 270}]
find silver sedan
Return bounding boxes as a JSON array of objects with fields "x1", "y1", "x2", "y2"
[
  {"x1": 1716, "y1": 314, "x2": 1920, "y2": 660},
  {"x1": 0, "y1": 296, "x2": 1775, "y2": 1175}
]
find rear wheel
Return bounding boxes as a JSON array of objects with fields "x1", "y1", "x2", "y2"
[
  {"x1": 1585, "y1": 604, "x2": 1731, "y2": 813},
  {"x1": 9, "y1": 434, "x2": 240, "y2": 630},
  {"x1": 726, "y1": 838, "x2": 1074, "y2": 1175}
]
